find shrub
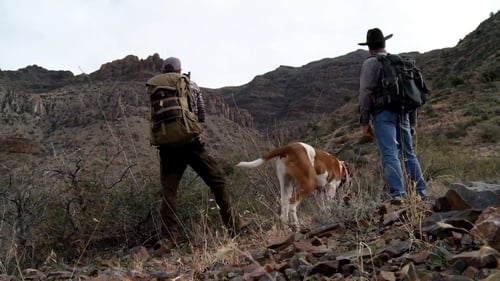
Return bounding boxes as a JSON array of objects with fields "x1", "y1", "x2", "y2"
[
  {"x1": 424, "y1": 106, "x2": 438, "y2": 118},
  {"x1": 450, "y1": 77, "x2": 465, "y2": 87},
  {"x1": 478, "y1": 123, "x2": 500, "y2": 143},
  {"x1": 0, "y1": 148, "x2": 161, "y2": 272},
  {"x1": 444, "y1": 126, "x2": 467, "y2": 140},
  {"x1": 481, "y1": 71, "x2": 498, "y2": 83},
  {"x1": 417, "y1": 135, "x2": 499, "y2": 182}
]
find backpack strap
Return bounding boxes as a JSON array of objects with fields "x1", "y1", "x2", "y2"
[
  {"x1": 146, "y1": 73, "x2": 190, "y2": 94},
  {"x1": 372, "y1": 53, "x2": 404, "y2": 112}
]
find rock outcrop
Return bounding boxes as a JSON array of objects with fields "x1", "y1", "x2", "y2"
[
  {"x1": 205, "y1": 94, "x2": 253, "y2": 128},
  {"x1": 0, "y1": 134, "x2": 40, "y2": 154},
  {"x1": 0, "y1": 65, "x2": 74, "y2": 93},
  {"x1": 88, "y1": 53, "x2": 163, "y2": 81}
]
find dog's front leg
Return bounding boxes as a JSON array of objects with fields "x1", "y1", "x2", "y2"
[
  {"x1": 281, "y1": 185, "x2": 294, "y2": 226},
  {"x1": 317, "y1": 189, "x2": 328, "y2": 211},
  {"x1": 280, "y1": 197, "x2": 289, "y2": 226},
  {"x1": 289, "y1": 202, "x2": 299, "y2": 230},
  {"x1": 277, "y1": 166, "x2": 292, "y2": 227},
  {"x1": 326, "y1": 181, "x2": 340, "y2": 201}
]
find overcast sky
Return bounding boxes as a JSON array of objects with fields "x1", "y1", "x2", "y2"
[{"x1": 0, "y1": 0, "x2": 497, "y2": 88}]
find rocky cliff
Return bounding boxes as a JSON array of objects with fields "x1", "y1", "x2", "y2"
[
  {"x1": 0, "y1": 134, "x2": 40, "y2": 154},
  {"x1": 209, "y1": 50, "x2": 368, "y2": 128},
  {"x1": 0, "y1": 65, "x2": 74, "y2": 93},
  {"x1": 88, "y1": 54, "x2": 163, "y2": 81},
  {"x1": 0, "y1": 68, "x2": 254, "y2": 156}
]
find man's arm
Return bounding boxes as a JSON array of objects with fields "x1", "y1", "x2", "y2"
[
  {"x1": 358, "y1": 57, "x2": 380, "y2": 139},
  {"x1": 196, "y1": 90, "x2": 206, "y2": 123},
  {"x1": 409, "y1": 110, "x2": 417, "y2": 136},
  {"x1": 189, "y1": 81, "x2": 206, "y2": 122}
]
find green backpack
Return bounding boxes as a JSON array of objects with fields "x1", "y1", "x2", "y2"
[{"x1": 146, "y1": 72, "x2": 203, "y2": 145}]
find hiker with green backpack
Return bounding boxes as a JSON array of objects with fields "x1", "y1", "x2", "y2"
[
  {"x1": 358, "y1": 28, "x2": 428, "y2": 202},
  {"x1": 146, "y1": 57, "x2": 249, "y2": 252}
]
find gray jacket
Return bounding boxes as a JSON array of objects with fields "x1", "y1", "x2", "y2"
[{"x1": 189, "y1": 81, "x2": 206, "y2": 123}]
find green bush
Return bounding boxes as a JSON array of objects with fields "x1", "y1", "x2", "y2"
[
  {"x1": 0, "y1": 154, "x2": 161, "y2": 272},
  {"x1": 444, "y1": 126, "x2": 467, "y2": 140},
  {"x1": 478, "y1": 123, "x2": 500, "y2": 143},
  {"x1": 481, "y1": 71, "x2": 498, "y2": 83},
  {"x1": 450, "y1": 77, "x2": 465, "y2": 87},
  {"x1": 424, "y1": 106, "x2": 438, "y2": 118},
  {"x1": 418, "y1": 134, "x2": 499, "y2": 182}
]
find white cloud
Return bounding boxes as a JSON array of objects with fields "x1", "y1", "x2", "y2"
[{"x1": 0, "y1": 0, "x2": 497, "y2": 88}]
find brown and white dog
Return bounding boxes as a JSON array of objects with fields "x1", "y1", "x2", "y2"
[{"x1": 236, "y1": 142, "x2": 351, "y2": 229}]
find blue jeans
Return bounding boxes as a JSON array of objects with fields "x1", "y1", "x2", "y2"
[{"x1": 372, "y1": 110, "x2": 427, "y2": 198}]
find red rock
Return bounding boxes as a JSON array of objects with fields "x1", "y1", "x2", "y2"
[
  {"x1": 379, "y1": 270, "x2": 396, "y2": 281},
  {"x1": 470, "y1": 207, "x2": 500, "y2": 251}
]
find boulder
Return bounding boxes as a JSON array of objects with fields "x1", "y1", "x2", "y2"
[
  {"x1": 470, "y1": 207, "x2": 500, "y2": 251},
  {"x1": 434, "y1": 182, "x2": 500, "y2": 212}
]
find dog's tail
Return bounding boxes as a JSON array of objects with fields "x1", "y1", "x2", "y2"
[
  {"x1": 236, "y1": 144, "x2": 297, "y2": 169},
  {"x1": 235, "y1": 158, "x2": 266, "y2": 168}
]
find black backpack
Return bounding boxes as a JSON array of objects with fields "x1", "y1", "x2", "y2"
[{"x1": 375, "y1": 54, "x2": 429, "y2": 113}]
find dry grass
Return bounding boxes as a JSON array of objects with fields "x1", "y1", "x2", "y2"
[{"x1": 0, "y1": 135, "x2": 493, "y2": 278}]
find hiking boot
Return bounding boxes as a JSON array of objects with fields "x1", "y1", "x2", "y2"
[
  {"x1": 417, "y1": 192, "x2": 429, "y2": 201},
  {"x1": 153, "y1": 239, "x2": 176, "y2": 257},
  {"x1": 390, "y1": 196, "x2": 404, "y2": 205},
  {"x1": 229, "y1": 217, "x2": 254, "y2": 237},
  {"x1": 418, "y1": 194, "x2": 434, "y2": 208}
]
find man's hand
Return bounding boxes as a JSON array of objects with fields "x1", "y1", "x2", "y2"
[
  {"x1": 360, "y1": 124, "x2": 375, "y2": 143},
  {"x1": 363, "y1": 124, "x2": 375, "y2": 138},
  {"x1": 410, "y1": 127, "x2": 416, "y2": 137}
]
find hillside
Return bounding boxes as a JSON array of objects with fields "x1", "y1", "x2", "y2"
[{"x1": 0, "y1": 10, "x2": 499, "y2": 281}]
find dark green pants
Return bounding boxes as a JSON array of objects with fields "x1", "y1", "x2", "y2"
[{"x1": 158, "y1": 138, "x2": 239, "y2": 242}]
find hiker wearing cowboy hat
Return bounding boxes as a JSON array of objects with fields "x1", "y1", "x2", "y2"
[{"x1": 358, "y1": 28, "x2": 427, "y2": 202}]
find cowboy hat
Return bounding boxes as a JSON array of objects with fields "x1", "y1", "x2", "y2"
[{"x1": 358, "y1": 28, "x2": 393, "y2": 46}]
